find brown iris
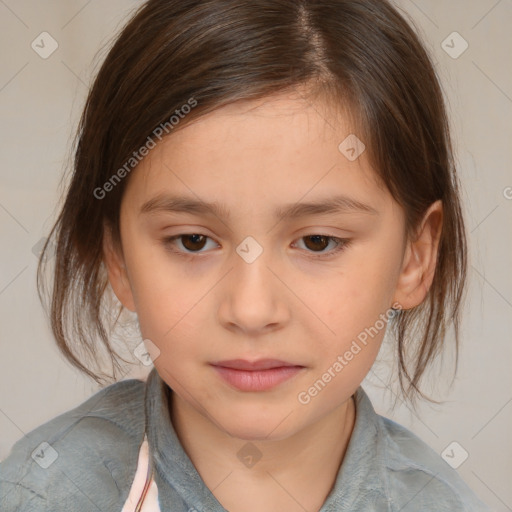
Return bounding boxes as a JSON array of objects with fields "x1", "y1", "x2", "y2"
[
  {"x1": 302, "y1": 235, "x2": 330, "y2": 252},
  {"x1": 180, "y1": 234, "x2": 208, "y2": 251}
]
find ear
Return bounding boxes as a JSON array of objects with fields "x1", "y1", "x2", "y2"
[
  {"x1": 392, "y1": 200, "x2": 443, "y2": 310},
  {"x1": 102, "y1": 224, "x2": 137, "y2": 312}
]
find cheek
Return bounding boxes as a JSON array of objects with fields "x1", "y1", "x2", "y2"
[
  {"x1": 313, "y1": 243, "x2": 401, "y2": 358},
  {"x1": 134, "y1": 279, "x2": 202, "y2": 351},
  {"x1": 323, "y1": 259, "x2": 396, "y2": 321},
  {"x1": 121, "y1": 238, "x2": 201, "y2": 343}
]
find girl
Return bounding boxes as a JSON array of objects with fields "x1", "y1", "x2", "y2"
[{"x1": 0, "y1": 0, "x2": 492, "y2": 510}]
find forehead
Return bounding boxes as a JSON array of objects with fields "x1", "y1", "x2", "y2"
[
  {"x1": 169, "y1": 90, "x2": 355, "y2": 150},
  {"x1": 123, "y1": 92, "x2": 391, "y2": 218}
]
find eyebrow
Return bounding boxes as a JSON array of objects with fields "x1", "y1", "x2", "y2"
[{"x1": 139, "y1": 193, "x2": 379, "y2": 220}]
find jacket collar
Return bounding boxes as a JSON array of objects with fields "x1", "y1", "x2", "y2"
[{"x1": 143, "y1": 367, "x2": 391, "y2": 511}]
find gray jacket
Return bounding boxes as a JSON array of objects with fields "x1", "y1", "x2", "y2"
[{"x1": 0, "y1": 367, "x2": 492, "y2": 511}]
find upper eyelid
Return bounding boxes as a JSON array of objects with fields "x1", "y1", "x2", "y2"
[{"x1": 165, "y1": 232, "x2": 343, "y2": 242}]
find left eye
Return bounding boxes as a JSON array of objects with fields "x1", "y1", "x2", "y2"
[
  {"x1": 162, "y1": 234, "x2": 350, "y2": 257},
  {"x1": 293, "y1": 235, "x2": 348, "y2": 255}
]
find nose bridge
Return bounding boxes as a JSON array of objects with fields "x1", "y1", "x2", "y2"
[
  {"x1": 218, "y1": 234, "x2": 287, "y2": 332},
  {"x1": 232, "y1": 234, "x2": 275, "y2": 298}
]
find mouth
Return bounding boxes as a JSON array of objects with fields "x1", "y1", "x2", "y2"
[{"x1": 210, "y1": 359, "x2": 305, "y2": 392}]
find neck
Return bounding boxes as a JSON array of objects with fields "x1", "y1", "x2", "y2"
[{"x1": 169, "y1": 391, "x2": 356, "y2": 511}]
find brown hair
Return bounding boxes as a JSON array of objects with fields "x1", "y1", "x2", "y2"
[{"x1": 37, "y1": 0, "x2": 467, "y2": 407}]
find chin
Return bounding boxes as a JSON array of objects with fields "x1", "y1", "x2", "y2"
[
  {"x1": 224, "y1": 423, "x2": 292, "y2": 442},
  {"x1": 211, "y1": 408, "x2": 300, "y2": 442}
]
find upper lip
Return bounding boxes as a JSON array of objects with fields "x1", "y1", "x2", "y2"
[{"x1": 211, "y1": 359, "x2": 302, "y2": 371}]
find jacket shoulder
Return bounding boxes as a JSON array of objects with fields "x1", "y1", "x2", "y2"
[
  {"x1": 378, "y1": 416, "x2": 492, "y2": 511},
  {"x1": 0, "y1": 377, "x2": 146, "y2": 512}
]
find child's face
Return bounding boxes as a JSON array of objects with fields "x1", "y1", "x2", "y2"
[{"x1": 109, "y1": 91, "x2": 414, "y2": 440}]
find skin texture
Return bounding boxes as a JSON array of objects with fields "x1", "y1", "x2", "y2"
[{"x1": 103, "y1": 90, "x2": 443, "y2": 511}]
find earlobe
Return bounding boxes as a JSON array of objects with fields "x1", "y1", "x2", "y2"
[
  {"x1": 102, "y1": 225, "x2": 137, "y2": 312},
  {"x1": 392, "y1": 200, "x2": 443, "y2": 310}
]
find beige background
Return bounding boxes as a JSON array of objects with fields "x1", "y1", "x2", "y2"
[{"x1": 0, "y1": 1, "x2": 511, "y2": 510}]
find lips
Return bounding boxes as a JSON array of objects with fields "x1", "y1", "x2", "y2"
[{"x1": 210, "y1": 359, "x2": 305, "y2": 391}]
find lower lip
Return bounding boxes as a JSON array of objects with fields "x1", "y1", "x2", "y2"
[{"x1": 212, "y1": 365, "x2": 304, "y2": 391}]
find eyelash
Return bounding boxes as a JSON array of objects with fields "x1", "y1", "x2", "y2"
[{"x1": 161, "y1": 234, "x2": 352, "y2": 260}]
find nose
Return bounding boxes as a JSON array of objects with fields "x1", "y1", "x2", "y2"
[{"x1": 217, "y1": 244, "x2": 290, "y2": 336}]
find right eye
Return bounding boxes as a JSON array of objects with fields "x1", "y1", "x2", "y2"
[{"x1": 162, "y1": 234, "x2": 219, "y2": 255}]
